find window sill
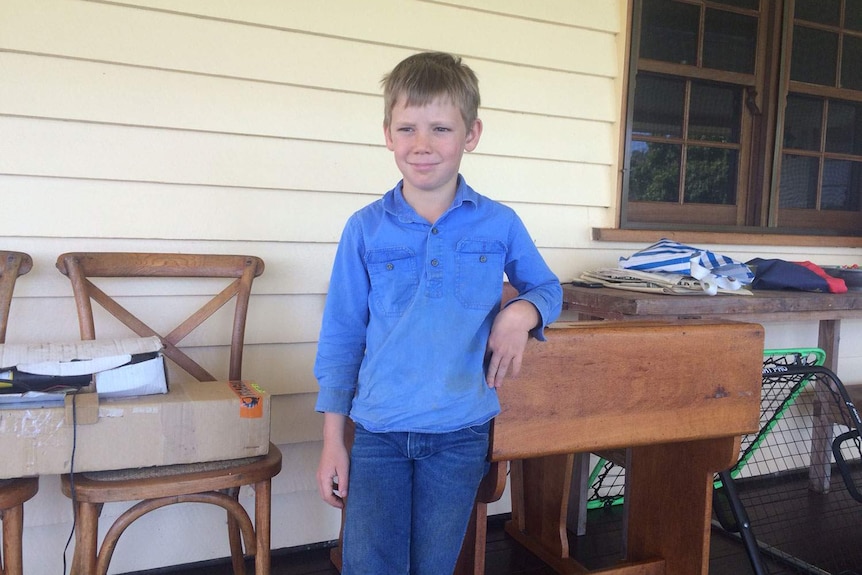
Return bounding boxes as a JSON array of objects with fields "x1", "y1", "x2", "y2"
[{"x1": 593, "y1": 228, "x2": 862, "y2": 249}]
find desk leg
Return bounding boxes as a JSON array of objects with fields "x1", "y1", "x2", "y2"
[
  {"x1": 819, "y1": 319, "x2": 841, "y2": 373},
  {"x1": 809, "y1": 319, "x2": 841, "y2": 493},
  {"x1": 507, "y1": 454, "x2": 665, "y2": 575},
  {"x1": 626, "y1": 438, "x2": 737, "y2": 575},
  {"x1": 507, "y1": 455, "x2": 573, "y2": 566},
  {"x1": 565, "y1": 453, "x2": 592, "y2": 537}
]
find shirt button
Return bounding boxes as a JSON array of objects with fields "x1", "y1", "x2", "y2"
[
  {"x1": 386, "y1": 263, "x2": 394, "y2": 270},
  {"x1": 431, "y1": 259, "x2": 439, "y2": 267},
  {"x1": 431, "y1": 227, "x2": 439, "y2": 235},
  {"x1": 479, "y1": 255, "x2": 487, "y2": 263}
]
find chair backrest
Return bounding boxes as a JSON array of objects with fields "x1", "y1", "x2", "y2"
[
  {"x1": 55, "y1": 252, "x2": 264, "y2": 382},
  {"x1": 0, "y1": 251, "x2": 33, "y2": 344}
]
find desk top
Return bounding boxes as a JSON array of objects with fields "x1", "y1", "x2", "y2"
[
  {"x1": 562, "y1": 285, "x2": 862, "y2": 322},
  {"x1": 493, "y1": 320, "x2": 763, "y2": 461}
]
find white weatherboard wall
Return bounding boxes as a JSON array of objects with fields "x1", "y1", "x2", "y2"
[{"x1": 1, "y1": 1, "x2": 860, "y2": 573}]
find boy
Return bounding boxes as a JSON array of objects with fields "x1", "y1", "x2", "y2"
[{"x1": 315, "y1": 51, "x2": 562, "y2": 575}]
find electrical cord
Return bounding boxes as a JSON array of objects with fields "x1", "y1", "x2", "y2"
[{"x1": 62, "y1": 390, "x2": 79, "y2": 575}]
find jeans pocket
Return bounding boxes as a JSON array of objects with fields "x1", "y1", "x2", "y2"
[{"x1": 465, "y1": 420, "x2": 492, "y2": 438}]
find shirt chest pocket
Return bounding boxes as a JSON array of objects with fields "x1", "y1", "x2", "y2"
[
  {"x1": 366, "y1": 248, "x2": 419, "y2": 316},
  {"x1": 455, "y1": 239, "x2": 507, "y2": 310}
]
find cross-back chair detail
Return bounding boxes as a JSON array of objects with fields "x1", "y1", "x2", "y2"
[
  {"x1": 57, "y1": 252, "x2": 262, "y2": 382},
  {"x1": 54, "y1": 252, "x2": 281, "y2": 575},
  {"x1": 0, "y1": 251, "x2": 39, "y2": 575}
]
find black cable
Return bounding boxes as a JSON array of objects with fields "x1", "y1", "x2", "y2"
[{"x1": 62, "y1": 391, "x2": 79, "y2": 574}]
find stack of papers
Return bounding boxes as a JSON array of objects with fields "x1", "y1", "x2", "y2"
[
  {"x1": 0, "y1": 336, "x2": 166, "y2": 405},
  {"x1": 579, "y1": 268, "x2": 753, "y2": 296}
]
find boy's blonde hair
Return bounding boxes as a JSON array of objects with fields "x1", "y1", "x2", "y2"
[{"x1": 382, "y1": 52, "x2": 480, "y2": 130}]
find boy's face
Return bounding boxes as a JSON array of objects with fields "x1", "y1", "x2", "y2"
[{"x1": 384, "y1": 95, "x2": 482, "y2": 201}]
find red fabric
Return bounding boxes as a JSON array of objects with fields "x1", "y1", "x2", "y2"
[{"x1": 795, "y1": 261, "x2": 848, "y2": 293}]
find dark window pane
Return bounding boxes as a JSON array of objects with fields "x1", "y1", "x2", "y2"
[
  {"x1": 703, "y1": 9, "x2": 757, "y2": 73},
  {"x1": 689, "y1": 82, "x2": 742, "y2": 142},
  {"x1": 684, "y1": 146, "x2": 738, "y2": 204},
  {"x1": 629, "y1": 141, "x2": 682, "y2": 202},
  {"x1": 784, "y1": 95, "x2": 823, "y2": 151},
  {"x1": 633, "y1": 74, "x2": 685, "y2": 138},
  {"x1": 779, "y1": 154, "x2": 819, "y2": 208},
  {"x1": 791, "y1": 26, "x2": 838, "y2": 86},
  {"x1": 841, "y1": 35, "x2": 862, "y2": 90},
  {"x1": 822, "y1": 160, "x2": 862, "y2": 210},
  {"x1": 713, "y1": 0, "x2": 759, "y2": 9},
  {"x1": 640, "y1": 0, "x2": 700, "y2": 65},
  {"x1": 795, "y1": 0, "x2": 840, "y2": 25},
  {"x1": 848, "y1": 0, "x2": 862, "y2": 32},
  {"x1": 826, "y1": 101, "x2": 862, "y2": 155}
]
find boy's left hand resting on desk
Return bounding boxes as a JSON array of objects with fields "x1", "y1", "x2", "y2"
[{"x1": 485, "y1": 300, "x2": 540, "y2": 389}]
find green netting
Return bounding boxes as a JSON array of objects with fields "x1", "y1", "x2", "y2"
[
  {"x1": 586, "y1": 457, "x2": 625, "y2": 510},
  {"x1": 723, "y1": 348, "x2": 826, "y2": 483}
]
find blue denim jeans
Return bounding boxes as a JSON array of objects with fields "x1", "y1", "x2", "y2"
[{"x1": 342, "y1": 421, "x2": 491, "y2": 575}]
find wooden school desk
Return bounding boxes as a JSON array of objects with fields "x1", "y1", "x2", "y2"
[{"x1": 456, "y1": 320, "x2": 763, "y2": 575}]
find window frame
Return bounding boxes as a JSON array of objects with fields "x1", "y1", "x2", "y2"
[{"x1": 616, "y1": 0, "x2": 862, "y2": 240}]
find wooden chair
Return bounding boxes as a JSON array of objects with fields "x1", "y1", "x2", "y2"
[
  {"x1": 0, "y1": 252, "x2": 32, "y2": 343},
  {"x1": 54, "y1": 252, "x2": 282, "y2": 575},
  {"x1": 0, "y1": 251, "x2": 39, "y2": 575}
]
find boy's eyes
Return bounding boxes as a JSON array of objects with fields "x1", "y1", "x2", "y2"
[{"x1": 396, "y1": 126, "x2": 452, "y2": 133}]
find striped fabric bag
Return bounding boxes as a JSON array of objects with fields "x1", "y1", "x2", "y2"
[{"x1": 618, "y1": 239, "x2": 754, "y2": 295}]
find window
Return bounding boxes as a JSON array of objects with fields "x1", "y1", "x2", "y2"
[{"x1": 621, "y1": 0, "x2": 862, "y2": 236}]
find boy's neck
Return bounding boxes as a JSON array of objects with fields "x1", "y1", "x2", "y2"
[{"x1": 402, "y1": 184, "x2": 457, "y2": 224}]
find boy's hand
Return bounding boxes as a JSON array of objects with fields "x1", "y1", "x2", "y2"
[
  {"x1": 317, "y1": 413, "x2": 350, "y2": 509},
  {"x1": 485, "y1": 299, "x2": 539, "y2": 388}
]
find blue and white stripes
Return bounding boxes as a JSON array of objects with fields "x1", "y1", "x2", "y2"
[{"x1": 619, "y1": 239, "x2": 754, "y2": 295}]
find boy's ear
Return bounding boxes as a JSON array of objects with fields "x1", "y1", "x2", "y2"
[
  {"x1": 383, "y1": 122, "x2": 395, "y2": 151},
  {"x1": 464, "y1": 118, "x2": 483, "y2": 152}
]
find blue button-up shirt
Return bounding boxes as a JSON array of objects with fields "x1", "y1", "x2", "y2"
[{"x1": 314, "y1": 177, "x2": 562, "y2": 433}]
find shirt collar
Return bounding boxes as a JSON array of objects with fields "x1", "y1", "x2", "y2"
[{"x1": 383, "y1": 176, "x2": 478, "y2": 222}]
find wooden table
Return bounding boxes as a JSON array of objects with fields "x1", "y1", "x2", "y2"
[
  {"x1": 456, "y1": 320, "x2": 764, "y2": 575},
  {"x1": 561, "y1": 285, "x2": 862, "y2": 373},
  {"x1": 562, "y1": 285, "x2": 862, "y2": 535}
]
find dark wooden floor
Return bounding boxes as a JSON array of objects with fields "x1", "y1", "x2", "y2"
[
  {"x1": 123, "y1": 457, "x2": 862, "y2": 575},
  {"x1": 124, "y1": 509, "x2": 772, "y2": 575}
]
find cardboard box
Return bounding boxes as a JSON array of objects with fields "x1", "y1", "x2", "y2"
[
  {"x1": 0, "y1": 337, "x2": 167, "y2": 400},
  {"x1": 0, "y1": 380, "x2": 270, "y2": 479}
]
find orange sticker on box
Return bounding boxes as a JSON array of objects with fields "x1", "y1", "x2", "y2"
[{"x1": 227, "y1": 380, "x2": 264, "y2": 419}]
